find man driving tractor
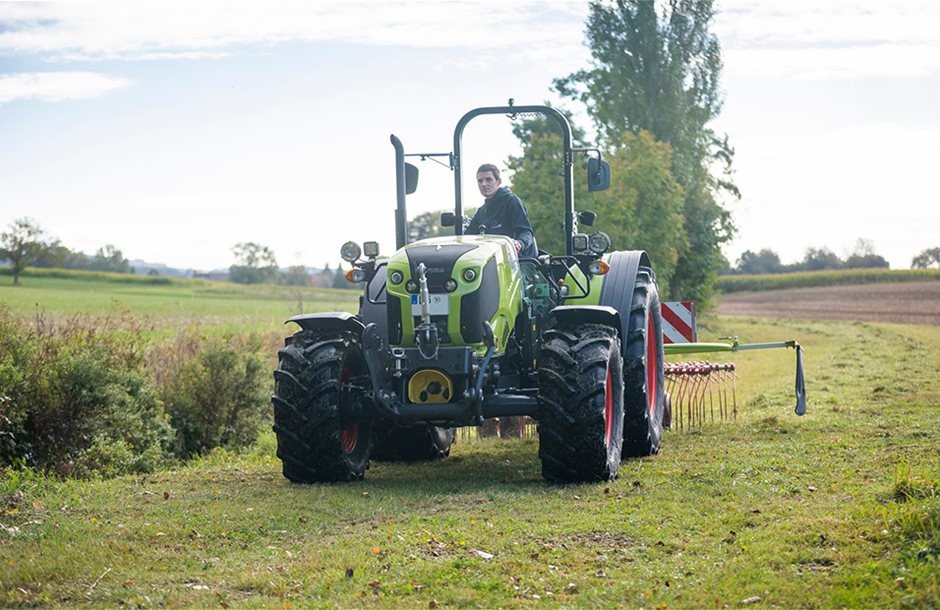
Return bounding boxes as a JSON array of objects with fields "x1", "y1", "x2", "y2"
[{"x1": 468, "y1": 163, "x2": 538, "y2": 259}]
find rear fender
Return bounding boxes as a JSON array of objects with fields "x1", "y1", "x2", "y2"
[{"x1": 285, "y1": 312, "x2": 365, "y2": 335}]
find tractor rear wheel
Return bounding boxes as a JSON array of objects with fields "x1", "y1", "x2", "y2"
[
  {"x1": 621, "y1": 267, "x2": 666, "y2": 457},
  {"x1": 370, "y1": 424, "x2": 455, "y2": 461},
  {"x1": 272, "y1": 330, "x2": 372, "y2": 483},
  {"x1": 537, "y1": 323, "x2": 624, "y2": 483}
]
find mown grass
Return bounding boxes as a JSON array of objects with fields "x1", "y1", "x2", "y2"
[
  {"x1": 716, "y1": 268, "x2": 940, "y2": 293},
  {"x1": 2, "y1": 274, "x2": 938, "y2": 605},
  {"x1": 2, "y1": 304, "x2": 938, "y2": 607}
]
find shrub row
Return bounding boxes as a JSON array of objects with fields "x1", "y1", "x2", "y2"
[
  {"x1": 716, "y1": 268, "x2": 940, "y2": 294},
  {"x1": 0, "y1": 306, "x2": 271, "y2": 478},
  {"x1": 0, "y1": 266, "x2": 175, "y2": 285}
]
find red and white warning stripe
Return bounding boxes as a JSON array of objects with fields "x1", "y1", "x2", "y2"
[{"x1": 661, "y1": 301, "x2": 697, "y2": 344}]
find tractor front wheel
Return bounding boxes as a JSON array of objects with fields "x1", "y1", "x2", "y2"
[
  {"x1": 537, "y1": 323, "x2": 624, "y2": 483},
  {"x1": 272, "y1": 330, "x2": 372, "y2": 483}
]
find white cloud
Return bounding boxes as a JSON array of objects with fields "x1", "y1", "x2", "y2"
[
  {"x1": 0, "y1": 71, "x2": 133, "y2": 103},
  {"x1": 0, "y1": 1, "x2": 589, "y2": 60},
  {"x1": 716, "y1": 0, "x2": 940, "y2": 80}
]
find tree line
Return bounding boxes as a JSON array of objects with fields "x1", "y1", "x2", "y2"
[
  {"x1": 0, "y1": 218, "x2": 131, "y2": 285},
  {"x1": 728, "y1": 241, "x2": 940, "y2": 275}
]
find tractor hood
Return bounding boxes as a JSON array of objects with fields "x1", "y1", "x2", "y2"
[{"x1": 384, "y1": 235, "x2": 523, "y2": 350}]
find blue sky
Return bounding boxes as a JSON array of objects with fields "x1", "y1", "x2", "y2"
[{"x1": 1, "y1": 1, "x2": 938, "y2": 272}]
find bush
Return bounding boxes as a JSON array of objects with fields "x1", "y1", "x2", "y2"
[
  {"x1": 0, "y1": 307, "x2": 173, "y2": 477},
  {"x1": 149, "y1": 330, "x2": 270, "y2": 460}
]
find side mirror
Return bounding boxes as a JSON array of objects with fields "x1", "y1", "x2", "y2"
[
  {"x1": 578, "y1": 211, "x2": 597, "y2": 227},
  {"x1": 405, "y1": 163, "x2": 419, "y2": 195},
  {"x1": 587, "y1": 158, "x2": 610, "y2": 192},
  {"x1": 440, "y1": 212, "x2": 456, "y2": 227}
]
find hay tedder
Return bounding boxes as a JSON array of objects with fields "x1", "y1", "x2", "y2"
[{"x1": 271, "y1": 101, "x2": 806, "y2": 484}]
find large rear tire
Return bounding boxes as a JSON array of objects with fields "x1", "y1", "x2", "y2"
[
  {"x1": 370, "y1": 424, "x2": 455, "y2": 461},
  {"x1": 621, "y1": 267, "x2": 666, "y2": 457},
  {"x1": 537, "y1": 323, "x2": 624, "y2": 483},
  {"x1": 272, "y1": 330, "x2": 372, "y2": 483}
]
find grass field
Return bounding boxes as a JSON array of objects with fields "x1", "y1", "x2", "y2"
[
  {"x1": 0, "y1": 272, "x2": 358, "y2": 338},
  {"x1": 1, "y1": 274, "x2": 938, "y2": 607}
]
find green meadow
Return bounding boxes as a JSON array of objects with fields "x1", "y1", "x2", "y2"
[{"x1": 1, "y1": 272, "x2": 937, "y2": 608}]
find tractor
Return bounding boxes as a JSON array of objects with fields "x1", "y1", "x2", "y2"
[{"x1": 271, "y1": 102, "x2": 671, "y2": 484}]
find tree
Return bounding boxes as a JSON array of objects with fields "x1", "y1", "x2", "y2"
[
  {"x1": 408, "y1": 211, "x2": 450, "y2": 242},
  {"x1": 801, "y1": 247, "x2": 843, "y2": 271},
  {"x1": 90, "y1": 245, "x2": 131, "y2": 273},
  {"x1": 229, "y1": 242, "x2": 279, "y2": 284},
  {"x1": 912, "y1": 247, "x2": 940, "y2": 269},
  {"x1": 510, "y1": 119, "x2": 686, "y2": 294},
  {"x1": 555, "y1": 0, "x2": 737, "y2": 304},
  {"x1": 0, "y1": 217, "x2": 48, "y2": 285},
  {"x1": 282, "y1": 265, "x2": 310, "y2": 286},
  {"x1": 736, "y1": 249, "x2": 783, "y2": 275},
  {"x1": 844, "y1": 239, "x2": 888, "y2": 269}
]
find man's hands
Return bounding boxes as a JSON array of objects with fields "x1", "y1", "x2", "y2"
[{"x1": 513, "y1": 239, "x2": 522, "y2": 253}]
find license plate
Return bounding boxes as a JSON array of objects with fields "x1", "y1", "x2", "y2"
[{"x1": 411, "y1": 294, "x2": 448, "y2": 316}]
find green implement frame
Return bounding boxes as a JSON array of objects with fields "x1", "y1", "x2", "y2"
[{"x1": 664, "y1": 338, "x2": 806, "y2": 416}]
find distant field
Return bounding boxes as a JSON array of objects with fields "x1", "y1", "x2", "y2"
[{"x1": 718, "y1": 281, "x2": 940, "y2": 325}]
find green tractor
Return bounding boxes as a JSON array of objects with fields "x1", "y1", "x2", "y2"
[{"x1": 272, "y1": 102, "x2": 668, "y2": 484}]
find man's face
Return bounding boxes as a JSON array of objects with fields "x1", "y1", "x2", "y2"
[{"x1": 477, "y1": 171, "x2": 501, "y2": 198}]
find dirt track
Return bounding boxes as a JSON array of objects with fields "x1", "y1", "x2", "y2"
[{"x1": 716, "y1": 281, "x2": 940, "y2": 325}]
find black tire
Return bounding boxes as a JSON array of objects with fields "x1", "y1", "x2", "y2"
[
  {"x1": 537, "y1": 323, "x2": 624, "y2": 483},
  {"x1": 271, "y1": 330, "x2": 372, "y2": 483},
  {"x1": 370, "y1": 424, "x2": 455, "y2": 461},
  {"x1": 621, "y1": 267, "x2": 666, "y2": 457}
]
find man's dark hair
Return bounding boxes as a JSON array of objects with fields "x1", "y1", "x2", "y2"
[{"x1": 476, "y1": 163, "x2": 500, "y2": 181}]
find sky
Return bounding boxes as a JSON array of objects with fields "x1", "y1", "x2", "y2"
[{"x1": 1, "y1": 1, "x2": 938, "y2": 273}]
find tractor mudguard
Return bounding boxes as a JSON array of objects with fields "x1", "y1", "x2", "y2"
[
  {"x1": 359, "y1": 264, "x2": 389, "y2": 343},
  {"x1": 598, "y1": 250, "x2": 652, "y2": 360},
  {"x1": 548, "y1": 305, "x2": 621, "y2": 332},
  {"x1": 285, "y1": 311, "x2": 365, "y2": 335}
]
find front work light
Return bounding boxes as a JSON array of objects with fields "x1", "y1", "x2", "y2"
[
  {"x1": 363, "y1": 241, "x2": 380, "y2": 258},
  {"x1": 340, "y1": 241, "x2": 361, "y2": 262},
  {"x1": 589, "y1": 232, "x2": 611, "y2": 254}
]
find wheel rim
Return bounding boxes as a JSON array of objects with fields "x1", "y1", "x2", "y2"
[
  {"x1": 646, "y1": 314, "x2": 658, "y2": 417},
  {"x1": 339, "y1": 366, "x2": 360, "y2": 454},
  {"x1": 604, "y1": 367, "x2": 614, "y2": 448},
  {"x1": 341, "y1": 423, "x2": 360, "y2": 454}
]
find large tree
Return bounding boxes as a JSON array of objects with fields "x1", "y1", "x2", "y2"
[
  {"x1": 0, "y1": 217, "x2": 48, "y2": 285},
  {"x1": 510, "y1": 126, "x2": 686, "y2": 294},
  {"x1": 229, "y1": 242, "x2": 279, "y2": 284},
  {"x1": 555, "y1": 0, "x2": 737, "y2": 303},
  {"x1": 911, "y1": 247, "x2": 940, "y2": 269}
]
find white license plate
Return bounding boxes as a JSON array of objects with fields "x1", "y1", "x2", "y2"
[{"x1": 411, "y1": 294, "x2": 448, "y2": 316}]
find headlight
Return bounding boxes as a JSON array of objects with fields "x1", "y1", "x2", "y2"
[
  {"x1": 444, "y1": 278, "x2": 458, "y2": 292},
  {"x1": 389, "y1": 270, "x2": 404, "y2": 284},
  {"x1": 462, "y1": 268, "x2": 477, "y2": 282},
  {"x1": 405, "y1": 279, "x2": 418, "y2": 293},
  {"x1": 589, "y1": 232, "x2": 611, "y2": 254},
  {"x1": 340, "y1": 241, "x2": 361, "y2": 262}
]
